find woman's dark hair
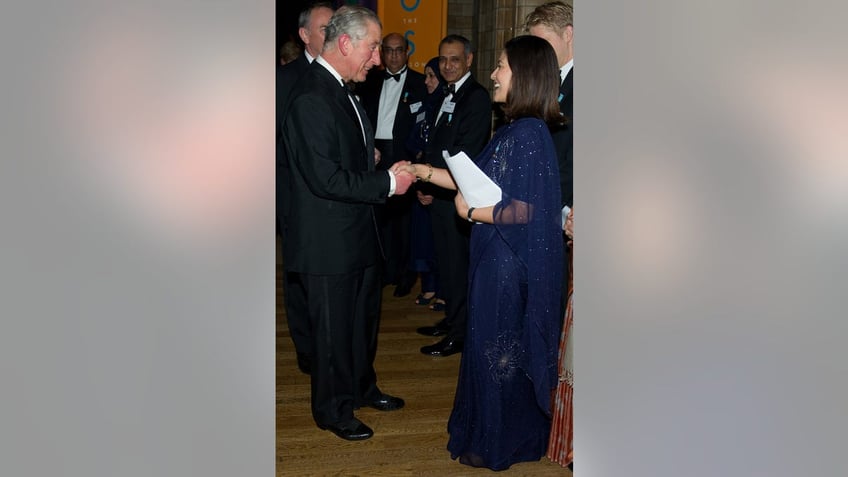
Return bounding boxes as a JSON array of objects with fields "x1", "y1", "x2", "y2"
[{"x1": 500, "y1": 35, "x2": 562, "y2": 125}]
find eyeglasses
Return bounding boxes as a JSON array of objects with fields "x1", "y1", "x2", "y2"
[{"x1": 382, "y1": 46, "x2": 407, "y2": 56}]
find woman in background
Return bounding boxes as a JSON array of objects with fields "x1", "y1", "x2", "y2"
[{"x1": 405, "y1": 57, "x2": 446, "y2": 310}]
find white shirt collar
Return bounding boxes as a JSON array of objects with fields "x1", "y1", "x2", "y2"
[
  {"x1": 448, "y1": 71, "x2": 472, "y2": 94},
  {"x1": 315, "y1": 56, "x2": 345, "y2": 87},
  {"x1": 305, "y1": 50, "x2": 316, "y2": 64},
  {"x1": 560, "y1": 58, "x2": 573, "y2": 83}
]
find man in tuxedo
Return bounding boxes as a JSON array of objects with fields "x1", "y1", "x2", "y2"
[
  {"x1": 526, "y1": 1, "x2": 573, "y2": 321},
  {"x1": 358, "y1": 33, "x2": 427, "y2": 296},
  {"x1": 277, "y1": 2, "x2": 334, "y2": 375},
  {"x1": 416, "y1": 35, "x2": 492, "y2": 357},
  {"x1": 281, "y1": 5, "x2": 416, "y2": 441}
]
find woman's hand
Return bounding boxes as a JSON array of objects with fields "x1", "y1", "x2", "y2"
[{"x1": 564, "y1": 207, "x2": 574, "y2": 245}]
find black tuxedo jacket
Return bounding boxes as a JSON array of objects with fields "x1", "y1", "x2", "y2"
[
  {"x1": 277, "y1": 54, "x2": 312, "y2": 221},
  {"x1": 423, "y1": 76, "x2": 492, "y2": 199},
  {"x1": 282, "y1": 62, "x2": 391, "y2": 275},
  {"x1": 552, "y1": 68, "x2": 573, "y2": 208},
  {"x1": 358, "y1": 67, "x2": 427, "y2": 169}
]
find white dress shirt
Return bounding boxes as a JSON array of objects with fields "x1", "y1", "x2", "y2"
[{"x1": 375, "y1": 66, "x2": 407, "y2": 140}]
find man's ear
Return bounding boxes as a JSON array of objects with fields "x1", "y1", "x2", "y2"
[
  {"x1": 338, "y1": 33, "x2": 352, "y2": 56},
  {"x1": 466, "y1": 52, "x2": 474, "y2": 68},
  {"x1": 298, "y1": 27, "x2": 309, "y2": 45},
  {"x1": 564, "y1": 25, "x2": 573, "y2": 44}
]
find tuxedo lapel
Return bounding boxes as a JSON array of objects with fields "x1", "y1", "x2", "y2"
[
  {"x1": 394, "y1": 78, "x2": 411, "y2": 120},
  {"x1": 434, "y1": 78, "x2": 467, "y2": 131},
  {"x1": 560, "y1": 69, "x2": 573, "y2": 96},
  {"x1": 341, "y1": 88, "x2": 375, "y2": 171},
  {"x1": 339, "y1": 88, "x2": 362, "y2": 134},
  {"x1": 311, "y1": 65, "x2": 375, "y2": 172},
  {"x1": 351, "y1": 94, "x2": 376, "y2": 171},
  {"x1": 434, "y1": 102, "x2": 450, "y2": 130}
]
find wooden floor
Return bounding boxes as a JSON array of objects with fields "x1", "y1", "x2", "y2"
[{"x1": 276, "y1": 261, "x2": 572, "y2": 476}]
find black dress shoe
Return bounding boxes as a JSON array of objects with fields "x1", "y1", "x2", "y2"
[
  {"x1": 416, "y1": 318, "x2": 450, "y2": 337},
  {"x1": 296, "y1": 352, "x2": 311, "y2": 375},
  {"x1": 420, "y1": 337, "x2": 464, "y2": 357},
  {"x1": 318, "y1": 418, "x2": 374, "y2": 441},
  {"x1": 363, "y1": 394, "x2": 405, "y2": 411}
]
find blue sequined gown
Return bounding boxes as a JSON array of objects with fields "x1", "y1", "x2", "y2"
[{"x1": 447, "y1": 117, "x2": 563, "y2": 471}]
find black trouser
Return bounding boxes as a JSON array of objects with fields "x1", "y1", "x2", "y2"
[
  {"x1": 375, "y1": 138, "x2": 413, "y2": 284},
  {"x1": 428, "y1": 197, "x2": 470, "y2": 341},
  {"x1": 302, "y1": 264, "x2": 383, "y2": 426},
  {"x1": 280, "y1": 217, "x2": 312, "y2": 360}
]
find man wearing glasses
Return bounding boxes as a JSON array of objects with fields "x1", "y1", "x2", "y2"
[{"x1": 359, "y1": 33, "x2": 427, "y2": 295}]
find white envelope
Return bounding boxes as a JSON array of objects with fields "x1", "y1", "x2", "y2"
[{"x1": 442, "y1": 150, "x2": 501, "y2": 208}]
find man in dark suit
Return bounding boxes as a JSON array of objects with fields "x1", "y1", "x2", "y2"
[
  {"x1": 277, "y1": 2, "x2": 334, "y2": 375},
  {"x1": 358, "y1": 32, "x2": 428, "y2": 296},
  {"x1": 281, "y1": 5, "x2": 416, "y2": 441},
  {"x1": 526, "y1": 1, "x2": 573, "y2": 321},
  {"x1": 416, "y1": 35, "x2": 492, "y2": 357}
]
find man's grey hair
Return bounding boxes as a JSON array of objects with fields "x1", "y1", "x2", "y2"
[{"x1": 323, "y1": 5, "x2": 382, "y2": 51}]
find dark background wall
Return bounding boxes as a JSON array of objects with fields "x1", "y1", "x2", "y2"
[{"x1": 277, "y1": 0, "x2": 311, "y2": 51}]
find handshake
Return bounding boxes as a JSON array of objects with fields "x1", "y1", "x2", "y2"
[{"x1": 389, "y1": 161, "x2": 418, "y2": 196}]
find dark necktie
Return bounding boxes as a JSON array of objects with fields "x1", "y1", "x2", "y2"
[
  {"x1": 385, "y1": 71, "x2": 401, "y2": 82},
  {"x1": 444, "y1": 83, "x2": 456, "y2": 95}
]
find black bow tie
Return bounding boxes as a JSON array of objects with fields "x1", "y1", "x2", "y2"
[
  {"x1": 342, "y1": 81, "x2": 354, "y2": 94},
  {"x1": 444, "y1": 83, "x2": 456, "y2": 95},
  {"x1": 385, "y1": 71, "x2": 401, "y2": 82}
]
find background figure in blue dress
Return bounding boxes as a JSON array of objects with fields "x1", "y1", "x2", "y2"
[
  {"x1": 404, "y1": 57, "x2": 446, "y2": 308},
  {"x1": 395, "y1": 35, "x2": 564, "y2": 470}
]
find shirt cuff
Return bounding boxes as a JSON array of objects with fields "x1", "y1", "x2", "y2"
[{"x1": 387, "y1": 171, "x2": 397, "y2": 196}]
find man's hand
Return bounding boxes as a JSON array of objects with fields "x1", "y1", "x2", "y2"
[
  {"x1": 389, "y1": 160, "x2": 411, "y2": 174},
  {"x1": 374, "y1": 148, "x2": 382, "y2": 165},
  {"x1": 393, "y1": 170, "x2": 415, "y2": 195}
]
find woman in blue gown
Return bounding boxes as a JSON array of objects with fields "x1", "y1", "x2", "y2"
[{"x1": 394, "y1": 35, "x2": 564, "y2": 470}]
